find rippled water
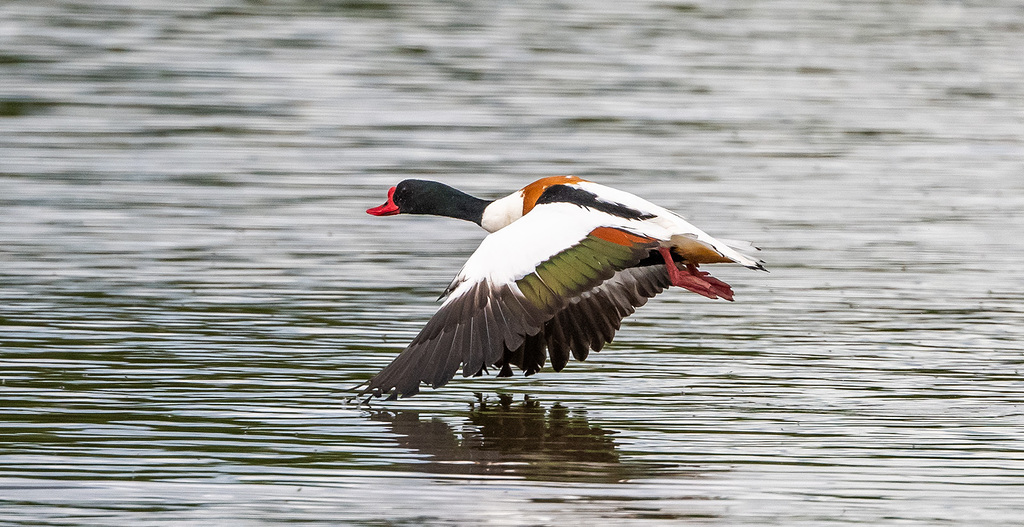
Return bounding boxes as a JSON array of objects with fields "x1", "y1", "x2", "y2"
[{"x1": 3, "y1": 0, "x2": 1024, "y2": 524}]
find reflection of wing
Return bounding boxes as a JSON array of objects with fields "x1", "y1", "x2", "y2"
[
  {"x1": 360, "y1": 203, "x2": 669, "y2": 399},
  {"x1": 372, "y1": 395, "x2": 630, "y2": 482}
]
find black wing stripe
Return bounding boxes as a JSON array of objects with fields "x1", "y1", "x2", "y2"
[
  {"x1": 545, "y1": 318, "x2": 570, "y2": 372},
  {"x1": 535, "y1": 184, "x2": 657, "y2": 221},
  {"x1": 426, "y1": 326, "x2": 455, "y2": 389},
  {"x1": 562, "y1": 303, "x2": 593, "y2": 361},
  {"x1": 488, "y1": 289, "x2": 518, "y2": 358},
  {"x1": 522, "y1": 331, "x2": 546, "y2": 376},
  {"x1": 465, "y1": 302, "x2": 490, "y2": 378}
]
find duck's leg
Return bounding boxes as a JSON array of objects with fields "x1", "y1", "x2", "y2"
[{"x1": 657, "y1": 247, "x2": 734, "y2": 301}]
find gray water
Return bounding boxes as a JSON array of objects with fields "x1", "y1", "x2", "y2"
[{"x1": 2, "y1": 0, "x2": 1024, "y2": 524}]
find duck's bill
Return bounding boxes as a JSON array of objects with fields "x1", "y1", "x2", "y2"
[{"x1": 366, "y1": 186, "x2": 400, "y2": 216}]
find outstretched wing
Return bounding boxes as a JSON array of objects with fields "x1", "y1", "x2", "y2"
[{"x1": 358, "y1": 203, "x2": 667, "y2": 400}]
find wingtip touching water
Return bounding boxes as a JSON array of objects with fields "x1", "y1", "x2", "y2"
[{"x1": 356, "y1": 177, "x2": 765, "y2": 400}]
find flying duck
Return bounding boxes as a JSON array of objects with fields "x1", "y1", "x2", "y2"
[{"x1": 359, "y1": 176, "x2": 765, "y2": 400}]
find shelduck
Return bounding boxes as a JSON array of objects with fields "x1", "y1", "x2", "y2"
[{"x1": 359, "y1": 176, "x2": 765, "y2": 400}]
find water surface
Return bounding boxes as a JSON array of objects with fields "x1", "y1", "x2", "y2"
[{"x1": 2, "y1": 0, "x2": 1023, "y2": 524}]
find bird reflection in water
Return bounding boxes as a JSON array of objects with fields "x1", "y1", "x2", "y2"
[{"x1": 370, "y1": 393, "x2": 661, "y2": 483}]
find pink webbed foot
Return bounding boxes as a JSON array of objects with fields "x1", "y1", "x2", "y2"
[{"x1": 657, "y1": 247, "x2": 734, "y2": 301}]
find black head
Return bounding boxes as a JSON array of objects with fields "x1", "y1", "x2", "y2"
[{"x1": 366, "y1": 179, "x2": 490, "y2": 224}]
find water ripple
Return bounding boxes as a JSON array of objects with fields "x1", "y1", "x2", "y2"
[{"x1": 3, "y1": 0, "x2": 1024, "y2": 524}]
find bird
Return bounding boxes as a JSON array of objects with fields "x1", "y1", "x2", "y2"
[{"x1": 359, "y1": 176, "x2": 765, "y2": 400}]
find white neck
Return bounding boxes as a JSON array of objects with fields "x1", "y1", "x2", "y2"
[{"x1": 480, "y1": 192, "x2": 524, "y2": 233}]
